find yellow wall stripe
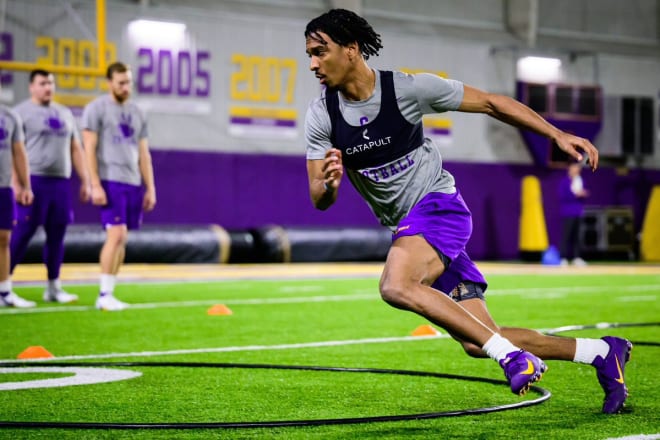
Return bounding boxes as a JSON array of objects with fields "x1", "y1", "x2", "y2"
[{"x1": 229, "y1": 106, "x2": 297, "y2": 120}]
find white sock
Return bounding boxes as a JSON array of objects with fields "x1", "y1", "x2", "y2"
[
  {"x1": 48, "y1": 279, "x2": 62, "y2": 292},
  {"x1": 0, "y1": 279, "x2": 11, "y2": 293},
  {"x1": 482, "y1": 333, "x2": 520, "y2": 362},
  {"x1": 100, "y1": 274, "x2": 116, "y2": 295},
  {"x1": 573, "y1": 338, "x2": 610, "y2": 364}
]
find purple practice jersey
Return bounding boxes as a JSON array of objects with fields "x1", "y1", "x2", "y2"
[{"x1": 305, "y1": 70, "x2": 462, "y2": 229}]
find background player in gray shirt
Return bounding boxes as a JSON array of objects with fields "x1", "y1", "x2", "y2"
[
  {"x1": 0, "y1": 79, "x2": 34, "y2": 308},
  {"x1": 11, "y1": 69, "x2": 91, "y2": 304},
  {"x1": 305, "y1": 9, "x2": 630, "y2": 414},
  {"x1": 82, "y1": 61, "x2": 156, "y2": 311}
]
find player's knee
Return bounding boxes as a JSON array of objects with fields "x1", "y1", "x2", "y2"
[
  {"x1": 379, "y1": 277, "x2": 414, "y2": 308},
  {"x1": 105, "y1": 229, "x2": 128, "y2": 247},
  {"x1": 107, "y1": 235, "x2": 127, "y2": 247}
]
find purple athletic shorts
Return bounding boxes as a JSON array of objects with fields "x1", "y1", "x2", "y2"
[
  {"x1": 392, "y1": 191, "x2": 488, "y2": 297},
  {"x1": 16, "y1": 175, "x2": 73, "y2": 227},
  {"x1": 0, "y1": 187, "x2": 16, "y2": 230},
  {"x1": 100, "y1": 180, "x2": 144, "y2": 230}
]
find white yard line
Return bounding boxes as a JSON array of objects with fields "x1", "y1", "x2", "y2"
[
  {"x1": 0, "y1": 293, "x2": 378, "y2": 314},
  {"x1": 617, "y1": 295, "x2": 658, "y2": 302},
  {"x1": 1, "y1": 319, "x2": 646, "y2": 364},
  {"x1": 604, "y1": 435, "x2": 660, "y2": 440},
  {"x1": 1, "y1": 284, "x2": 657, "y2": 315},
  {"x1": 0, "y1": 334, "x2": 448, "y2": 364},
  {"x1": 488, "y1": 284, "x2": 659, "y2": 296}
]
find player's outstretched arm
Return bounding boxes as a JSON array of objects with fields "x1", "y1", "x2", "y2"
[{"x1": 458, "y1": 85, "x2": 599, "y2": 171}]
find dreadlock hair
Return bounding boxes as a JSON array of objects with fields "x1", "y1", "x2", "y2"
[{"x1": 305, "y1": 9, "x2": 383, "y2": 60}]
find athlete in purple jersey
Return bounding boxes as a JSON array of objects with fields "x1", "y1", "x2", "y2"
[
  {"x1": 304, "y1": 9, "x2": 631, "y2": 413},
  {"x1": 0, "y1": 79, "x2": 35, "y2": 308},
  {"x1": 11, "y1": 69, "x2": 92, "y2": 304},
  {"x1": 82, "y1": 62, "x2": 156, "y2": 311}
]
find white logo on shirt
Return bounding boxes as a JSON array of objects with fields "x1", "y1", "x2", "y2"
[{"x1": 362, "y1": 129, "x2": 369, "y2": 140}]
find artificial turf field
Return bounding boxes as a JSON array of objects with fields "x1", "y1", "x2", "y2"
[{"x1": 0, "y1": 263, "x2": 658, "y2": 440}]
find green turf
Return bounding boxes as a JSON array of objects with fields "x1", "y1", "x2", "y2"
[{"x1": 0, "y1": 272, "x2": 658, "y2": 439}]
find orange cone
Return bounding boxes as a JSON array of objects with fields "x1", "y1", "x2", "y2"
[
  {"x1": 207, "y1": 304, "x2": 233, "y2": 316},
  {"x1": 411, "y1": 325, "x2": 440, "y2": 336},
  {"x1": 17, "y1": 346, "x2": 54, "y2": 359}
]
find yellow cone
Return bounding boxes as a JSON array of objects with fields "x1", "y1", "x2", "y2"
[
  {"x1": 641, "y1": 186, "x2": 660, "y2": 261},
  {"x1": 519, "y1": 175, "x2": 549, "y2": 256}
]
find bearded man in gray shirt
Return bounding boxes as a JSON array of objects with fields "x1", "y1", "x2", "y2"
[{"x1": 82, "y1": 61, "x2": 156, "y2": 311}]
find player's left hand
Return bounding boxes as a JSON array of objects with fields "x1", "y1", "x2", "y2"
[
  {"x1": 16, "y1": 187, "x2": 34, "y2": 206},
  {"x1": 79, "y1": 183, "x2": 92, "y2": 203},
  {"x1": 143, "y1": 189, "x2": 156, "y2": 212},
  {"x1": 554, "y1": 132, "x2": 599, "y2": 171}
]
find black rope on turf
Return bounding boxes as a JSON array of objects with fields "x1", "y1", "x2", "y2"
[
  {"x1": 545, "y1": 321, "x2": 660, "y2": 347},
  {"x1": 0, "y1": 362, "x2": 551, "y2": 429}
]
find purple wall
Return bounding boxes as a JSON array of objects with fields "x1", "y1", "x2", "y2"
[
  {"x1": 72, "y1": 150, "x2": 660, "y2": 260},
  {"x1": 449, "y1": 162, "x2": 658, "y2": 260}
]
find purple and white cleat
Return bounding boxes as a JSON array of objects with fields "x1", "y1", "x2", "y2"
[
  {"x1": 592, "y1": 336, "x2": 633, "y2": 414},
  {"x1": 500, "y1": 350, "x2": 547, "y2": 395}
]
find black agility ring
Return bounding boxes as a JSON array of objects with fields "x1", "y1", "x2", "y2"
[
  {"x1": 545, "y1": 321, "x2": 660, "y2": 347},
  {"x1": 0, "y1": 361, "x2": 551, "y2": 429}
]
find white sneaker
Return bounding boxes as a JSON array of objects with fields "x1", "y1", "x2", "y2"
[
  {"x1": 0, "y1": 292, "x2": 37, "y2": 308},
  {"x1": 572, "y1": 257, "x2": 588, "y2": 267},
  {"x1": 560, "y1": 258, "x2": 569, "y2": 267},
  {"x1": 43, "y1": 290, "x2": 79, "y2": 304},
  {"x1": 95, "y1": 294, "x2": 129, "y2": 311}
]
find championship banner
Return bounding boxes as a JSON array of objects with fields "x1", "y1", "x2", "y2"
[{"x1": 228, "y1": 53, "x2": 298, "y2": 140}]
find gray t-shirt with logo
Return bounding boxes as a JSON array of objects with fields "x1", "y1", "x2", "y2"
[
  {"x1": 14, "y1": 100, "x2": 79, "y2": 178},
  {"x1": 81, "y1": 94, "x2": 148, "y2": 186},
  {"x1": 0, "y1": 105, "x2": 25, "y2": 188},
  {"x1": 305, "y1": 70, "x2": 463, "y2": 229}
]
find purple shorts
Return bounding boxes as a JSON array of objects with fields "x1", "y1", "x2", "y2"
[
  {"x1": 16, "y1": 175, "x2": 73, "y2": 227},
  {"x1": 0, "y1": 187, "x2": 16, "y2": 230},
  {"x1": 392, "y1": 191, "x2": 487, "y2": 296},
  {"x1": 100, "y1": 180, "x2": 144, "y2": 230}
]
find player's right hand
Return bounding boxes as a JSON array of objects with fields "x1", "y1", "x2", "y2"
[
  {"x1": 554, "y1": 131, "x2": 599, "y2": 172},
  {"x1": 322, "y1": 148, "x2": 343, "y2": 191}
]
